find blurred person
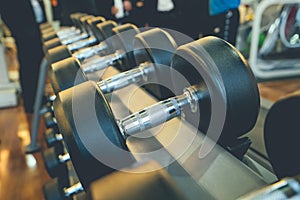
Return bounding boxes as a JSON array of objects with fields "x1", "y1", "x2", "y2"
[
  {"x1": 95, "y1": 0, "x2": 135, "y2": 24},
  {"x1": 52, "y1": 0, "x2": 99, "y2": 26},
  {"x1": 143, "y1": 0, "x2": 181, "y2": 31},
  {"x1": 180, "y1": 0, "x2": 209, "y2": 39},
  {"x1": 0, "y1": 0, "x2": 44, "y2": 128}
]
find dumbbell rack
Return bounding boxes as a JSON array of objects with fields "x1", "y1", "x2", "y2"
[
  {"x1": 0, "y1": 41, "x2": 17, "y2": 108},
  {"x1": 249, "y1": 0, "x2": 300, "y2": 79}
]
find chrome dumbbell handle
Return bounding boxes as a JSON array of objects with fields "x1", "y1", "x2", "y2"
[
  {"x1": 58, "y1": 28, "x2": 81, "y2": 40},
  {"x1": 82, "y1": 50, "x2": 125, "y2": 73},
  {"x1": 118, "y1": 85, "x2": 202, "y2": 138},
  {"x1": 63, "y1": 182, "x2": 84, "y2": 197},
  {"x1": 97, "y1": 62, "x2": 154, "y2": 93},
  {"x1": 73, "y1": 42, "x2": 108, "y2": 61},
  {"x1": 67, "y1": 36, "x2": 98, "y2": 52},
  {"x1": 58, "y1": 153, "x2": 70, "y2": 163},
  {"x1": 62, "y1": 32, "x2": 89, "y2": 45}
]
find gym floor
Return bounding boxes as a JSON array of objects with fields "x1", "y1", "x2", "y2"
[{"x1": 0, "y1": 45, "x2": 300, "y2": 200}]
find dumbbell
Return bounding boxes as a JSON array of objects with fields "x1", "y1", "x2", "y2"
[
  {"x1": 45, "y1": 28, "x2": 181, "y2": 148},
  {"x1": 52, "y1": 37, "x2": 260, "y2": 192},
  {"x1": 40, "y1": 17, "x2": 81, "y2": 40},
  {"x1": 41, "y1": 13, "x2": 87, "y2": 42},
  {"x1": 43, "y1": 160, "x2": 185, "y2": 200},
  {"x1": 43, "y1": 28, "x2": 178, "y2": 174},
  {"x1": 42, "y1": 143, "x2": 70, "y2": 178},
  {"x1": 49, "y1": 28, "x2": 177, "y2": 96},
  {"x1": 44, "y1": 125, "x2": 62, "y2": 147},
  {"x1": 42, "y1": 14, "x2": 96, "y2": 54},
  {"x1": 41, "y1": 22, "x2": 140, "y2": 136},
  {"x1": 46, "y1": 21, "x2": 135, "y2": 68},
  {"x1": 43, "y1": 16, "x2": 106, "y2": 53},
  {"x1": 42, "y1": 13, "x2": 91, "y2": 42}
]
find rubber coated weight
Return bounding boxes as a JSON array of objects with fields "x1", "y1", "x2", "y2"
[
  {"x1": 43, "y1": 16, "x2": 105, "y2": 54},
  {"x1": 46, "y1": 20, "x2": 117, "y2": 64},
  {"x1": 42, "y1": 144, "x2": 68, "y2": 178},
  {"x1": 78, "y1": 15, "x2": 95, "y2": 33},
  {"x1": 49, "y1": 57, "x2": 87, "y2": 94},
  {"x1": 40, "y1": 22, "x2": 52, "y2": 30},
  {"x1": 134, "y1": 28, "x2": 178, "y2": 98},
  {"x1": 48, "y1": 22, "x2": 143, "y2": 93},
  {"x1": 48, "y1": 24, "x2": 140, "y2": 93},
  {"x1": 264, "y1": 94, "x2": 300, "y2": 178},
  {"x1": 42, "y1": 31, "x2": 58, "y2": 42},
  {"x1": 43, "y1": 177, "x2": 69, "y2": 200},
  {"x1": 95, "y1": 20, "x2": 118, "y2": 54},
  {"x1": 44, "y1": 127, "x2": 60, "y2": 147},
  {"x1": 171, "y1": 36, "x2": 260, "y2": 145},
  {"x1": 85, "y1": 16, "x2": 106, "y2": 41},
  {"x1": 49, "y1": 28, "x2": 176, "y2": 100},
  {"x1": 53, "y1": 81, "x2": 135, "y2": 189},
  {"x1": 44, "y1": 111, "x2": 57, "y2": 129},
  {"x1": 110, "y1": 23, "x2": 140, "y2": 71},
  {"x1": 45, "y1": 42, "x2": 73, "y2": 65}
]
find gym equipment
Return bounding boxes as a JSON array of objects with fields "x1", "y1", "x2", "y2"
[
  {"x1": 44, "y1": 28, "x2": 178, "y2": 175},
  {"x1": 43, "y1": 161, "x2": 186, "y2": 200},
  {"x1": 53, "y1": 36, "x2": 260, "y2": 191},
  {"x1": 43, "y1": 16, "x2": 106, "y2": 53},
  {"x1": 42, "y1": 23, "x2": 139, "y2": 135},
  {"x1": 47, "y1": 22, "x2": 136, "y2": 67},
  {"x1": 264, "y1": 92, "x2": 300, "y2": 178},
  {"x1": 238, "y1": 176, "x2": 300, "y2": 199},
  {"x1": 26, "y1": 15, "x2": 98, "y2": 153},
  {"x1": 43, "y1": 177, "x2": 83, "y2": 200},
  {"x1": 44, "y1": 128, "x2": 63, "y2": 148},
  {"x1": 41, "y1": 13, "x2": 88, "y2": 42},
  {"x1": 44, "y1": 112, "x2": 57, "y2": 129},
  {"x1": 42, "y1": 144, "x2": 69, "y2": 178},
  {"x1": 40, "y1": 14, "x2": 82, "y2": 40},
  {"x1": 49, "y1": 28, "x2": 176, "y2": 99},
  {"x1": 249, "y1": 0, "x2": 300, "y2": 79}
]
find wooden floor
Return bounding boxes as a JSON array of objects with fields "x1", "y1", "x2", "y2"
[{"x1": 0, "y1": 104, "x2": 51, "y2": 200}]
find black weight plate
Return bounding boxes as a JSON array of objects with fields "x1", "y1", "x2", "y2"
[
  {"x1": 44, "y1": 127, "x2": 60, "y2": 147},
  {"x1": 70, "y1": 13, "x2": 85, "y2": 29},
  {"x1": 42, "y1": 145, "x2": 68, "y2": 178},
  {"x1": 43, "y1": 37, "x2": 62, "y2": 53},
  {"x1": 53, "y1": 81, "x2": 135, "y2": 189},
  {"x1": 40, "y1": 22, "x2": 52, "y2": 30},
  {"x1": 96, "y1": 20, "x2": 118, "y2": 53},
  {"x1": 86, "y1": 16, "x2": 106, "y2": 42},
  {"x1": 41, "y1": 27, "x2": 55, "y2": 35},
  {"x1": 133, "y1": 28, "x2": 178, "y2": 100},
  {"x1": 111, "y1": 23, "x2": 140, "y2": 71},
  {"x1": 264, "y1": 95, "x2": 300, "y2": 178},
  {"x1": 42, "y1": 31, "x2": 58, "y2": 42},
  {"x1": 171, "y1": 36, "x2": 260, "y2": 145},
  {"x1": 49, "y1": 57, "x2": 87, "y2": 94},
  {"x1": 79, "y1": 15, "x2": 95, "y2": 34},
  {"x1": 44, "y1": 111, "x2": 56, "y2": 129},
  {"x1": 43, "y1": 178, "x2": 66, "y2": 200},
  {"x1": 46, "y1": 45, "x2": 71, "y2": 64}
]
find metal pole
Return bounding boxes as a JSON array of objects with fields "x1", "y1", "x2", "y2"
[{"x1": 25, "y1": 57, "x2": 48, "y2": 153}]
